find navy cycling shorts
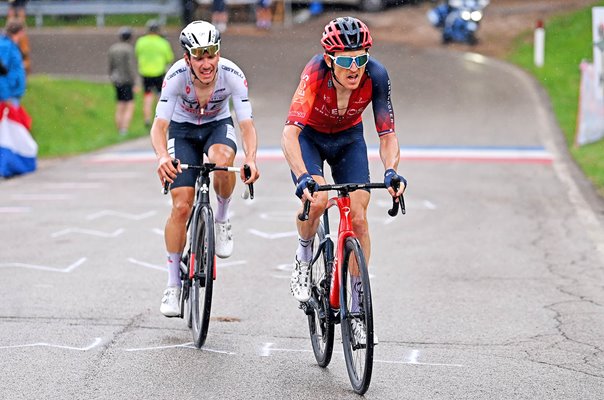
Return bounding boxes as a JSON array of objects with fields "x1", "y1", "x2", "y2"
[
  {"x1": 292, "y1": 122, "x2": 370, "y2": 188},
  {"x1": 168, "y1": 117, "x2": 237, "y2": 188}
]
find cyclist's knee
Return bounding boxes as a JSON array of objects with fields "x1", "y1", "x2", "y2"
[
  {"x1": 308, "y1": 193, "x2": 328, "y2": 218},
  {"x1": 171, "y1": 201, "x2": 191, "y2": 223},
  {"x1": 352, "y1": 216, "x2": 369, "y2": 238},
  {"x1": 208, "y1": 144, "x2": 235, "y2": 166}
]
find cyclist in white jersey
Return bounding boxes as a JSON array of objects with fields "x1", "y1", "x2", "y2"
[{"x1": 151, "y1": 20, "x2": 260, "y2": 317}]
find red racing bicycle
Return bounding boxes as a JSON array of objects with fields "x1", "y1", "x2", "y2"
[{"x1": 298, "y1": 177, "x2": 405, "y2": 394}]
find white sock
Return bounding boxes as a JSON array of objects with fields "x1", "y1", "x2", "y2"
[
  {"x1": 167, "y1": 252, "x2": 182, "y2": 288},
  {"x1": 296, "y1": 236, "x2": 314, "y2": 263},
  {"x1": 351, "y1": 275, "x2": 361, "y2": 313},
  {"x1": 215, "y1": 194, "x2": 231, "y2": 223}
]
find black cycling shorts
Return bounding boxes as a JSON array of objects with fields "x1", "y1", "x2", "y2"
[
  {"x1": 143, "y1": 76, "x2": 164, "y2": 94},
  {"x1": 292, "y1": 122, "x2": 370, "y2": 189},
  {"x1": 168, "y1": 117, "x2": 237, "y2": 189},
  {"x1": 114, "y1": 84, "x2": 134, "y2": 102}
]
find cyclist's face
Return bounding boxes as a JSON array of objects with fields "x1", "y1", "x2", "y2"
[
  {"x1": 187, "y1": 52, "x2": 220, "y2": 84},
  {"x1": 324, "y1": 49, "x2": 368, "y2": 91}
]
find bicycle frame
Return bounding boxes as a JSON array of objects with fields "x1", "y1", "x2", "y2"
[
  {"x1": 327, "y1": 195, "x2": 356, "y2": 310},
  {"x1": 188, "y1": 169, "x2": 215, "y2": 281}
]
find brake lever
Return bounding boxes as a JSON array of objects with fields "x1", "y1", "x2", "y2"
[
  {"x1": 162, "y1": 159, "x2": 180, "y2": 195},
  {"x1": 297, "y1": 179, "x2": 316, "y2": 221},
  {"x1": 242, "y1": 164, "x2": 254, "y2": 200}
]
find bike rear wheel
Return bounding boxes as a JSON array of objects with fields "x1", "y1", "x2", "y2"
[
  {"x1": 340, "y1": 236, "x2": 374, "y2": 395},
  {"x1": 307, "y1": 221, "x2": 334, "y2": 367},
  {"x1": 190, "y1": 207, "x2": 215, "y2": 348}
]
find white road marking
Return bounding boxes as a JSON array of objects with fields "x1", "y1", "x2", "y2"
[
  {"x1": 127, "y1": 258, "x2": 164, "y2": 271},
  {"x1": 42, "y1": 182, "x2": 103, "y2": 189},
  {"x1": 51, "y1": 228, "x2": 125, "y2": 238},
  {"x1": 259, "y1": 343, "x2": 463, "y2": 367},
  {"x1": 248, "y1": 229, "x2": 298, "y2": 239},
  {"x1": 0, "y1": 257, "x2": 87, "y2": 273},
  {"x1": 127, "y1": 258, "x2": 247, "y2": 271},
  {"x1": 0, "y1": 337, "x2": 103, "y2": 351},
  {"x1": 86, "y1": 210, "x2": 156, "y2": 220},
  {"x1": 11, "y1": 194, "x2": 73, "y2": 201},
  {"x1": 0, "y1": 207, "x2": 31, "y2": 213},
  {"x1": 87, "y1": 172, "x2": 140, "y2": 179},
  {"x1": 125, "y1": 342, "x2": 235, "y2": 354}
]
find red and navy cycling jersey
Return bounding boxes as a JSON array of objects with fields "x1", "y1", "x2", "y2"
[{"x1": 285, "y1": 54, "x2": 395, "y2": 136}]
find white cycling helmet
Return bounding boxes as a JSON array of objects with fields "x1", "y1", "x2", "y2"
[{"x1": 180, "y1": 20, "x2": 221, "y2": 58}]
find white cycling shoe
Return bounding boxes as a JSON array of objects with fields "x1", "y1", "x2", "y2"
[
  {"x1": 160, "y1": 286, "x2": 181, "y2": 317},
  {"x1": 290, "y1": 258, "x2": 311, "y2": 302},
  {"x1": 351, "y1": 318, "x2": 378, "y2": 346},
  {"x1": 215, "y1": 220, "x2": 233, "y2": 259}
]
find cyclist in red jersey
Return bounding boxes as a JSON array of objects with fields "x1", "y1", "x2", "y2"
[{"x1": 281, "y1": 17, "x2": 407, "y2": 312}]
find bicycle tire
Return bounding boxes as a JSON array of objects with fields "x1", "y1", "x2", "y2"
[
  {"x1": 190, "y1": 206, "x2": 215, "y2": 348},
  {"x1": 307, "y1": 221, "x2": 334, "y2": 367},
  {"x1": 340, "y1": 237, "x2": 374, "y2": 395}
]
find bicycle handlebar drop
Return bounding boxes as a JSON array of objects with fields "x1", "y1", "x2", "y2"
[
  {"x1": 162, "y1": 160, "x2": 254, "y2": 199},
  {"x1": 297, "y1": 179, "x2": 406, "y2": 221}
]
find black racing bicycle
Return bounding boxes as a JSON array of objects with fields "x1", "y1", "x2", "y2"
[
  {"x1": 298, "y1": 177, "x2": 405, "y2": 394},
  {"x1": 163, "y1": 162, "x2": 254, "y2": 348}
]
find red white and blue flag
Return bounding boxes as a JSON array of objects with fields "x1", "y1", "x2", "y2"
[{"x1": 0, "y1": 102, "x2": 37, "y2": 178}]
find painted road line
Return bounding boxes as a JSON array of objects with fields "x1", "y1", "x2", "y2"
[
  {"x1": 88, "y1": 146, "x2": 554, "y2": 164},
  {"x1": 259, "y1": 343, "x2": 463, "y2": 367},
  {"x1": 124, "y1": 342, "x2": 235, "y2": 354},
  {"x1": 0, "y1": 206, "x2": 31, "y2": 213},
  {"x1": 0, "y1": 337, "x2": 103, "y2": 351},
  {"x1": 51, "y1": 227, "x2": 125, "y2": 238},
  {"x1": 0, "y1": 257, "x2": 87, "y2": 273}
]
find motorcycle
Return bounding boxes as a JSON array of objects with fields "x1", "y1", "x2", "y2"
[{"x1": 427, "y1": 0, "x2": 489, "y2": 45}]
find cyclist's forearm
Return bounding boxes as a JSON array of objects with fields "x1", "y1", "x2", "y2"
[
  {"x1": 281, "y1": 125, "x2": 306, "y2": 177},
  {"x1": 239, "y1": 119, "x2": 258, "y2": 160},
  {"x1": 379, "y1": 133, "x2": 400, "y2": 171},
  {"x1": 150, "y1": 118, "x2": 170, "y2": 159}
]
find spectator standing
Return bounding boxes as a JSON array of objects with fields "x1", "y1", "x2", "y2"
[
  {"x1": 211, "y1": 0, "x2": 228, "y2": 33},
  {"x1": 108, "y1": 26, "x2": 137, "y2": 136},
  {"x1": 7, "y1": 0, "x2": 28, "y2": 22},
  {"x1": 5, "y1": 19, "x2": 31, "y2": 75},
  {"x1": 135, "y1": 20, "x2": 174, "y2": 127},
  {"x1": 181, "y1": 0, "x2": 197, "y2": 25},
  {"x1": 0, "y1": 27, "x2": 26, "y2": 106},
  {"x1": 255, "y1": 0, "x2": 272, "y2": 30}
]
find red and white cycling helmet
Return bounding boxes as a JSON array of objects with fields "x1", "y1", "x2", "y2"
[{"x1": 320, "y1": 17, "x2": 373, "y2": 53}]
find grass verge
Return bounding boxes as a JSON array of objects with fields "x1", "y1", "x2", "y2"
[
  {"x1": 22, "y1": 75, "x2": 149, "y2": 158},
  {"x1": 508, "y1": 1, "x2": 604, "y2": 196}
]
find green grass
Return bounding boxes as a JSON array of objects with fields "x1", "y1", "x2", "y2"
[
  {"x1": 508, "y1": 1, "x2": 604, "y2": 195},
  {"x1": 21, "y1": 76, "x2": 149, "y2": 158}
]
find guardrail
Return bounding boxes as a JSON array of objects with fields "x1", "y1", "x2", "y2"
[{"x1": 0, "y1": 0, "x2": 182, "y2": 27}]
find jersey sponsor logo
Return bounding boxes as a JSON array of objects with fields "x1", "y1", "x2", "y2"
[
  {"x1": 289, "y1": 111, "x2": 306, "y2": 118},
  {"x1": 221, "y1": 65, "x2": 244, "y2": 79},
  {"x1": 296, "y1": 75, "x2": 309, "y2": 97},
  {"x1": 167, "y1": 67, "x2": 187, "y2": 80},
  {"x1": 162, "y1": 80, "x2": 167, "y2": 88},
  {"x1": 244, "y1": 79, "x2": 248, "y2": 88},
  {"x1": 185, "y1": 85, "x2": 191, "y2": 95}
]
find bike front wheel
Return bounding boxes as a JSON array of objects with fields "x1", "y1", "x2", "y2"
[
  {"x1": 340, "y1": 236, "x2": 374, "y2": 395},
  {"x1": 190, "y1": 207, "x2": 215, "y2": 348},
  {"x1": 307, "y1": 221, "x2": 334, "y2": 367}
]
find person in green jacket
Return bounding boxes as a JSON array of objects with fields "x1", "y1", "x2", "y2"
[{"x1": 135, "y1": 19, "x2": 174, "y2": 127}]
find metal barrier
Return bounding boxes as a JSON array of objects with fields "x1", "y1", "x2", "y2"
[{"x1": 0, "y1": 0, "x2": 182, "y2": 27}]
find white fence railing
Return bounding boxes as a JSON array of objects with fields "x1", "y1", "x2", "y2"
[{"x1": 0, "y1": 0, "x2": 182, "y2": 27}]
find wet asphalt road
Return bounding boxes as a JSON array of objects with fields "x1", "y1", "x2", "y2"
[{"x1": 2, "y1": 12, "x2": 604, "y2": 400}]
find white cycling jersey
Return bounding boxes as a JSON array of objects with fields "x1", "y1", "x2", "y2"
[{"x1": 156, "y1": 57, "x2": 252, "y2": 125}]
